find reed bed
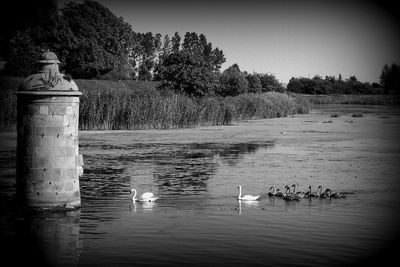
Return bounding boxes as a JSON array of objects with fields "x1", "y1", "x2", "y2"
[
  {"x1": 0, "y1": 76, "x2": 20, "y2": 130},
  {"x1": 79, "y1": 90, "x2": 310, "y2": 130},
  {"x1": 0, "y1": 76, "x2": 310, "y2": 130}
]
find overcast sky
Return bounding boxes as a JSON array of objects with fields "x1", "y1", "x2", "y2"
[{"x1": 61, "y1": 0, "x2": 400, "y2": 83}]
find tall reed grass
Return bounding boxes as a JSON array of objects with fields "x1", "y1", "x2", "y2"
[
  {"x1": 79, "y1": 90, "x2": 310, "y2": 130},
  {"x1": 0, "y1": 76, "x2": 20, "y2": 130},
  {"x1": 0, "y1": 76, "x2": 310, "y2": 130}
]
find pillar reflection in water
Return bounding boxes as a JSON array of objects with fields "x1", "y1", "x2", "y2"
[{"x1": 16, "y1": 210, "x2": 81, "y2": 266}]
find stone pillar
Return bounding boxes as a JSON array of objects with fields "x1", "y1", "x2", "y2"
[{"x1": 16, "y1": 51, "x2": 83, "y2": 210}]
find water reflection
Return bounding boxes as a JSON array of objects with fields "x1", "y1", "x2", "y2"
[
  {"x1": 152, "y1": 142, "x2": 273, "y2": 196},
  {"x1": 129, "y1": 200, "x2": 156, "y2": 214},
  {"x1": 130, "y1": 202, "x2": 137, "y2": 213},
  {"x1": 141, "y1": 201, "x2": 156, "y2": 211},
  {"x1": 13, "y1": 210, "x2": 81, "y2": 266},
  {"x1": 237, "y1": 199, "x2": 259, "y2": 215},
  {"x1": 79, "y1": 141, "x2": 274, "y2": 202}
]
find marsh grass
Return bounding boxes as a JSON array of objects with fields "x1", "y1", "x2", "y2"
[
  {"x1": 79, "y1": 90, "x2": 310, "y2": 130},
  {"x1": 0, "y1": 76, "x2": 310, "y2": 130},
  {"x1": 0, "y1": 76, "x2": 21, "y2": 130}
]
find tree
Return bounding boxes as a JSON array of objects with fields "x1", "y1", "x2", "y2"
[
  {"x1": 171, "y1": 32, "x2": 181, "y2": 53},
  {"x1": 2, "y1": 0, "x2": 76, "y2": 76},
  {"x1": 287, "y1": 77, "x2": 317, "y2": 94},
  {"x1": 245, "y1": 73, "x2": 262, "y2": 93},
  {"x1": 153, "y1": 34, "x2": 172, "y2": 80},
  {"x1": 157, "y1": 32, "x2": 225, "y2": 97},
  {"x1": 218, "y1": 64, "x2": 249, "y2": 96},
  {"x1": 157, "y1": 52, "x2": 219, "y2": 97},
  {"x1": 61, "y1": 0, "x2": 135, "y2": 79},
  {"x1": 380, "y1": 63, "x2": 400, "y2": 94},
  {"x1": 287, "y1": 75, "x2": 375, "y2": 94},
  {"x1": 134, "y1": 32, "x2": 162, "y2": 80},
  {"x1": 258, "y1": 73, "x2": 284, "y2": 92},
  {"x1": 180, "y1": 32, "x2": 225, "y2": 71}
]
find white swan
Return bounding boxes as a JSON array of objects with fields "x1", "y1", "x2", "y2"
[
  {"x1": 237, "y1": 185, "x2": 260, "y2": 201},
  {"x1": 131, "y1": 189, "x2": 158, "y2": 202}
]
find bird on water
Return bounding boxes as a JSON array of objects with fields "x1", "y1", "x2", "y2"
[
  {"x1": 131, "y1": 189, "x2": 158, "y2": 202},
  {"x1": 238, "y1": 185, "x2": 260, "y2": 201}
]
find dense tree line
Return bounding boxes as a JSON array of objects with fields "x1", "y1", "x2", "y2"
[
  {"x1": 380, "y1": 63, "x2": 400, "y2": 94},
  {"x1": 1, "y1": 0, "x2": 397, "y2": 97},
  {"x1": 0, "y1": 0, "x2": 283, "y2": 97},
  {"x1": 287, "y1": 74, "x2": 385, "y2": 95}
]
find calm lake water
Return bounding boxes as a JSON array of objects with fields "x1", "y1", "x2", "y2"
[{"x1": 1, "y1": 105, "x2": 400, "y2": 266}]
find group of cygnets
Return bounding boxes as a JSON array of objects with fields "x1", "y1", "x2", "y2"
[{"x1": 238, "y1": 184, "x2": 346, "y2": 201}]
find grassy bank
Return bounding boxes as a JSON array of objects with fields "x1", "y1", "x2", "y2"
[
  {"x1": 1, "y1": 76, "x2": 309, "y2": 130},
  {"x1": 294, "y1": 93, "x2": 400, "y2": 105}
]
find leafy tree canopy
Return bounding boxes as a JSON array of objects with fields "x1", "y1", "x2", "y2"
[
  {"x1": 380, "y1": 63, "x2": 400, "y2": 94},
  {"x1": 156, "y1": 32, "x2": 225, "y2": 97},
  {"x1": 62, "y1": 0, "x2": 135, "y2": 79},
  {"x1": 287, "y1": 75, "x2": 378, "y2": 95},
  {"x1": 2, "y1": 0, "x2": 75, "y2": 76},
  {"x1": 218, "y1": 64, "x2": 249, "y2": 97}
]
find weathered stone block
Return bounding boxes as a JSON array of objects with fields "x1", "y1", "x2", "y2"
[
  {"x1": 43, "y1": 168, "x2": 62, "y2": 182},
  {"x1": 50, "y1": 156, "x2": 75, "y2": 168},
  {"x1": 67, "y1": 134, "x2": 76, "y2": 147},
  {"x1": 24, "y1": 114, "x2": 65, "y2": 127},
  {"x1": 27, "y1": 135, "x2": 55, "y2": 147},
  {"x1": 46, "y1": 126, "x2": 65, "y2": 136},
  {"x1": 25, "y1": 105, "x2": 41, "y2": 115},
  {"x1": 63, "y1": 115, "x2": 70, "y2": 126},
  {"x1": 64, "y1": 125, "x2": 75, "y2": 135},
  {"x1": 57, "y1": 147, "x2": 76, "y2": 157},
  {"x1": 49, "y1": 157, "x2": 65, "y2": 169},
  {"x1": 26, "y1": 168, "x2": 45, "y2": 184},
  {"x1": 30, "y1": 155, "x2": 50, "y2": 168},
  {"x1": 64, "y1": 181, "x2": 74, "y2": 192},
  {"x1": 33, "y1": 126, "x2": 46, "y2": 135},
  {"x1": 40, "y1": 105, "x2": 49, "y2": 115},
  {"x1": 24, "y1": 125, "x2": 34, "y2": 135},
  {"x1": 49, "y1": 105, "x2": 67, "y2": 115},
  {"x1": 64, "y1": 168, "x2": 78, "y2": 179},
  {"x1": 32, "y1": 181, "x2": 50, "y2": 193},
  {"x1": 53, "y1": 182, "x2": 64, "y2": 191}
]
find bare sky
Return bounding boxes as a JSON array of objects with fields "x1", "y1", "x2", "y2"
[{"x1": 61, "y1": 0, "x2": 400, "y2": 83}]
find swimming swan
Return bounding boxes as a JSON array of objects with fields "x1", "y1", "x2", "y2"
[
  {"x1": 238, "y1": 185, "x2": 260, "y2": 201},
  {"x1": 274, "y1": 188, "x2": 284, "y2": 197},
  {"x1": 283, "y1": 185, "x2": 300, "y2": 201},
  {"x1": 268, "y1": 186, "x2": 275, "y2": 197},
  {"x1": 325, "y1": 188, "x2": 346, "y2": 198},
  {"x1": 268, "y1": 186, "x2": 284, "y2": 197},
  {"x1": 305, "y1": 186, "x2": 319, "y2": 197},
  {"x1": 292, "y1": 184, "x2": 305, "y2": 198},
  {"x1": 317, "y1": 186, "x2": 330, "y2": 198},
  {"x1": 131, "y1": 189, "x2": 158, "y2": 202}
]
